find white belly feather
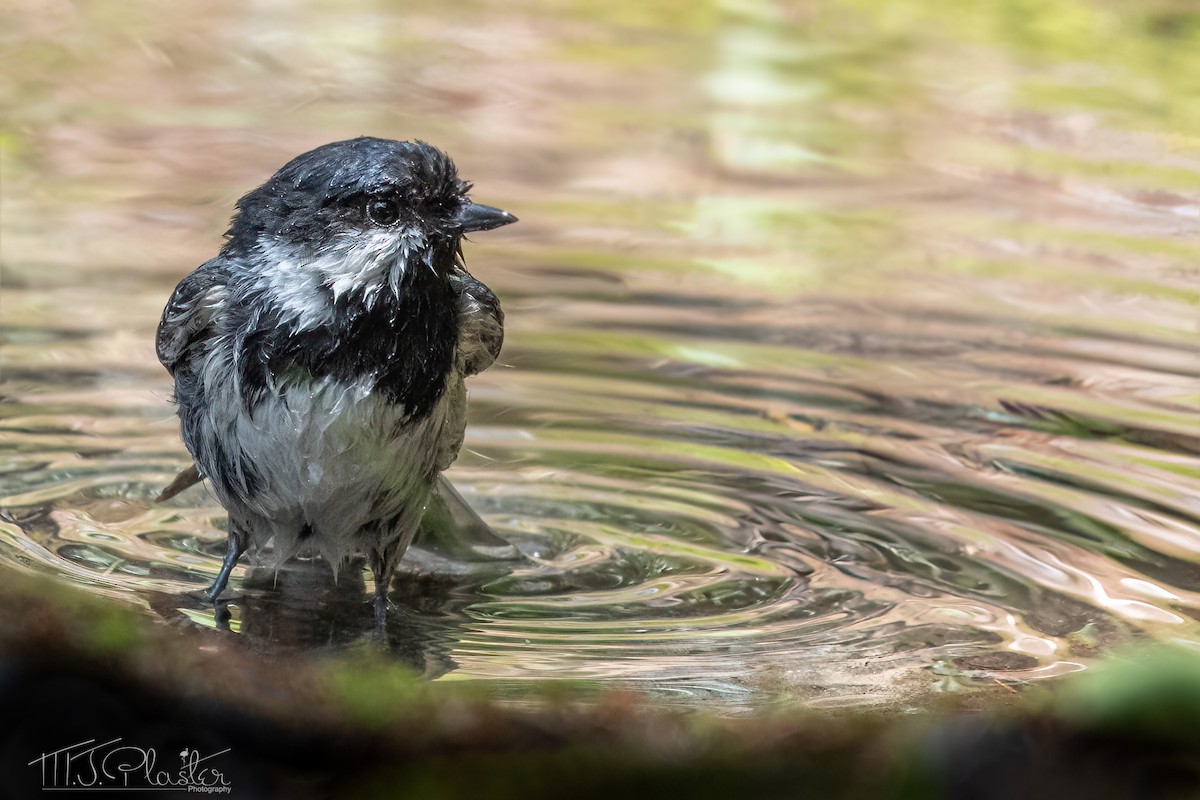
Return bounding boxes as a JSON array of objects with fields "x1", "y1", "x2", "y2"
[{"x1": 199, "y1": 354, "x2": 465, "y2": 567}]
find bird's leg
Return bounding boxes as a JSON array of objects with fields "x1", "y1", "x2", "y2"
[
  {"x1": 368, "y1": 538, "x2": 406, "y2": 637},
  {"x1": 206, "y1": 525, "x2": 247, "y2": 604},
  {"x1": 369, "y1": 555, "x2": 394, "y2": 637}
]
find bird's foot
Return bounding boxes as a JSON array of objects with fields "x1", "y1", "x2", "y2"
[
  {"x1": 214, "y1": 600, "x2": 232, "y2": 627},
  {"x1": 193, "y1": 588, "x2": 241, "y2": 631}
]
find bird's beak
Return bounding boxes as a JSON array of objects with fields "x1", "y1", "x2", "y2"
[{"x1": 455, "y1": 202, "x2": 518, "y2": 233}]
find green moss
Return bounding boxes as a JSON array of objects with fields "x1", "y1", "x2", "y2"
[
  {"x1": 323, "y1": 658, "x2": 431, "y2": 728},
  {"x1": 84, "y1": 605, "x2": 145, "y2": 654},
  {"x1": 1057, "y1": 646, "x2": 1200, "y2": 745}
]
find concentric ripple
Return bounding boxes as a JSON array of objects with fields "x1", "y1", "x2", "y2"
[{"x1": 2, "y1": 0, "x2": 1199, "y2": 708}]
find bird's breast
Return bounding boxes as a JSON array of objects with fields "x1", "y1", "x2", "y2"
[
  {"x1": 226, "y1": 370, "x2": 455, "y2": 559},
  {"x1": 239, "y1": 256, "x2": 460, "y2": 420}
]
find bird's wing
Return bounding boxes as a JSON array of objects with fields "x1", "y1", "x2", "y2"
[
  {"x1": 435, "y1": 261, "x2": 504, "y2": 472},
  {"x1": 156, "y1": 259, "x2": 230, "y2": 375},
  {"x1": 449, "y1": 262, "x2": 504, "y2": 377},
  {"x1": 154, "y1": 261, "x2": 229, "y2": 503}
]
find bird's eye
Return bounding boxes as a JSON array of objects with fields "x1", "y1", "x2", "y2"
[{"x1": 365, "y1": 195, "x2": 401, "y2": 226}]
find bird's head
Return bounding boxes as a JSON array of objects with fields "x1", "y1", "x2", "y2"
[{"x1": 223, "y1": 137, "x2": 515, "y2": 318}]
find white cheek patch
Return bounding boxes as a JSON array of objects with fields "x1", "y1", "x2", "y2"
[
  {"x1": 262, "y1": 254, "x2": 329, "y2": 328},
  {"x1": 261, "y1": 226, "x2": 427, "y2": 330}
]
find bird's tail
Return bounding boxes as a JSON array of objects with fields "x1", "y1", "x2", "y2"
[
  {"x1": 413, "y1": 475, "x2": 522, "y2": 563},
  {"x1": 155, "y1": 463, "x2": 204, "y2": 502}
]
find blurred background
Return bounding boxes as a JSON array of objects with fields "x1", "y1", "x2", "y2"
[{"x1": 1, "y1": 0, "x2": 1198, "y2": 711}]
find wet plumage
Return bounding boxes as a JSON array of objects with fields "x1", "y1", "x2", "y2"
[{"x1": 156, "y1": 137, "x2": 515, "y2": 629}]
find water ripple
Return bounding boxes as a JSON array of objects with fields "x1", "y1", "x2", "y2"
[{"x1": 3, "y1": 0, "x2": 1200, "y2": 709}]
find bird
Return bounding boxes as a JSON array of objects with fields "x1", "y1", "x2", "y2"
[{"x1": 155, "y1": 136, "x2": 516, "y2": 631}]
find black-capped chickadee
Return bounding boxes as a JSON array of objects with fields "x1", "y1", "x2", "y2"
[{"x1": 156, "y1": 137, "x2": 516, "y2": 630}]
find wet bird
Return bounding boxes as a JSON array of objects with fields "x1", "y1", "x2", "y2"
[{"x1": 155, "y1": 137, "x2": 516, "y2": 630}]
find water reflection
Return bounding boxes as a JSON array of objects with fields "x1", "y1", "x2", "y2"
[
  {"x1": 1, "y1": 0, "x2": 1199, "y2": 708},
  {"x1": 143, "y1": 559, "x2": 477, "y2": 679}
]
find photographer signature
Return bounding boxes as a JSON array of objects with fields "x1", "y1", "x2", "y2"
[{"x1": 29, "y1": 738, "x2": 231, "y2": 791}]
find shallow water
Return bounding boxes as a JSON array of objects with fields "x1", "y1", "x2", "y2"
[{"x1": 2, "y1": 0, "x2": 1198, "y2": 709}]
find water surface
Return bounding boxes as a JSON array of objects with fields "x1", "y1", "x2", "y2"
[{"x1": 2, "y1": 0, "x2": 1199, "y2": 709}]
